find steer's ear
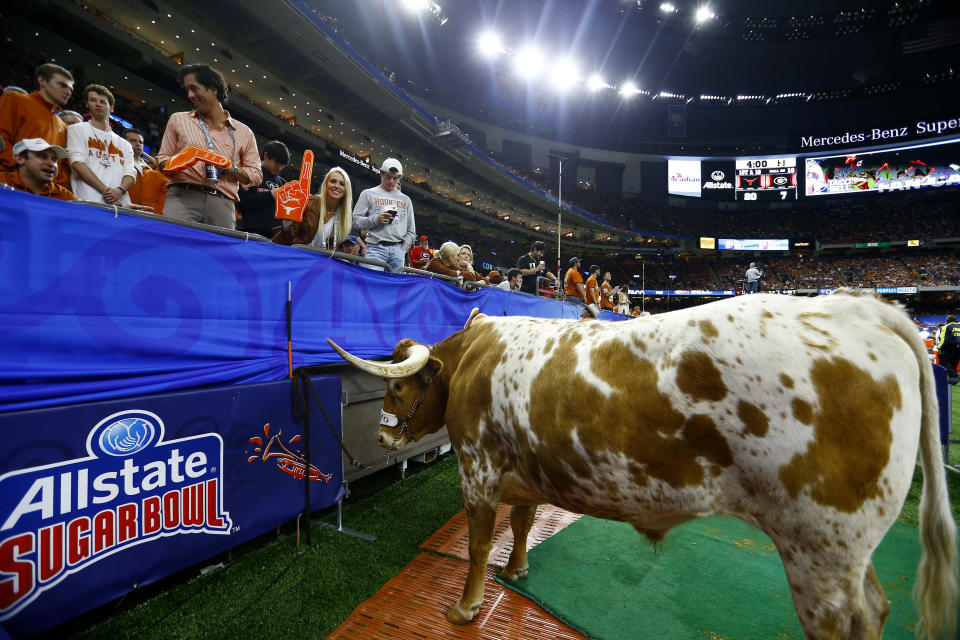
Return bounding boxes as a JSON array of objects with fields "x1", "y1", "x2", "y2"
[{"x1": 418, "y1": 355, "x2": 444, "y2": 383}]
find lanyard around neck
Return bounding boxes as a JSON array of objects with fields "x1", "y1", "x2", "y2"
[{"x1": 197, "y1": 116, "x2": 237, "y2": 162}]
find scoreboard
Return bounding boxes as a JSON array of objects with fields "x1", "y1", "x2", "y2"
[{"x1": 735, "y1": 157, "x2": 797, "y2": 201}]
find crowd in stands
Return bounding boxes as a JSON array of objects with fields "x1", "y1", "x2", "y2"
[{"x1": 2, "y1": 35, "x2": 959, "y2": 316}]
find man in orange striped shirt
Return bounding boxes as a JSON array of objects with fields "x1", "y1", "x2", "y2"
[
  {"x1": 0, "y1": 63, "x2": 74, "y2": 187},
  {"x1": 157, "y1": 64, "x2": 262, "y2": 229}
]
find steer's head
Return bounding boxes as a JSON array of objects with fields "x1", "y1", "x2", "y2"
[{"x1": 328, "y1": 338, "x2": 445, "y2": 450}]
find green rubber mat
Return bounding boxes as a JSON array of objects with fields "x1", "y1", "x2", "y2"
[{"x1": 497, "y1": 515, "x2": 955, "y2": 640}]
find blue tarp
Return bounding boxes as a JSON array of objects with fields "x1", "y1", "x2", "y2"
[{"x1": 0, "y1": 189, "x2": 622, "y2": 412}]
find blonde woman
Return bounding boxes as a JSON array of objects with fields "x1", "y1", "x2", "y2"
[
  {"x1": 456, "y1": 244, "x2": 485, "y2": 282},
  {"x1": 273, "y1": 167, "x2": 352, "y2": 247}
]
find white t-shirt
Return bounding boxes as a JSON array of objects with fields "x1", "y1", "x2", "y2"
[
  {"x1": 496, "y1": 280, "x2": 512, "y2": 291},
  {"x1": 66, "y1": 121, "x2": 136, "y2": 205}
]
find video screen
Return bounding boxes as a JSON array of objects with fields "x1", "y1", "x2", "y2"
[
  {"x1": 667, "y1": 159, "x2": 701, "y2": 197},
  {"x1": 700, "y1": 161, "x2": 735, "y2": 200},
  {"x1": 718, "y1": 238, "x2": 790, "y2": 251},
  {"x1": 805, "y1": 139, "x2": 960, "y2": 196}
]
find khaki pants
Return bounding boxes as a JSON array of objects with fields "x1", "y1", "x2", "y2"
[{"x1": 163, "y1": 187, "x2": 236, "y2": 230}]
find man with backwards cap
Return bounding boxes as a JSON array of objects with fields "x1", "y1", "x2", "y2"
[
  {"x1": 409, "y1": 234, "x2": 431, "y2": 270},
  {"x1": 563, "y1": 256, "x2": 586, "y2": 302},
  {"x1": 0, "y1": 138, "x2": 76, "y2": 200},
  {"x1": 352, "y1": 157, "x2": 416, "y2": 272}
]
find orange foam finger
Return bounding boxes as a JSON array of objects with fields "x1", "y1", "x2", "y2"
[
  {"x1": 299, "y1": 150, "x2": 314, "y2": 184},
  {"x1": 195, "y1": 148, "x2": 231, "y2": 168},
  {"x1": 274, "y1": 182, "x2": 309, "y2": 222},
  {"x1": 163, "y1": 146, "x2": 203, "y2": 174}
]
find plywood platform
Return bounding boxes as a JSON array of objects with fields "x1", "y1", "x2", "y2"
[
  {"x1": 421, "y1": 503, "x2": 582, "y2": 567},
  {"x1": 328, "y1": 505, "x2": 585, "y2": 639},
  {"x1": 327, "y1": 552, "x2": 586, "y2": 640}
]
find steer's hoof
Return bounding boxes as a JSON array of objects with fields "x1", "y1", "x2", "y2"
[
  {"x1": 501, "y1": 565, "x2": 529, "y2": 581},
  {"x1": 446, "y1": 600, "x2": 483, "y2": 625}
]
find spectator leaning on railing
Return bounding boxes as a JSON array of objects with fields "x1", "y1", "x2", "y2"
[
  {"x1": 157, "y1": 64, "x2": 261, "y2": 229},
  {"x1": 496, "y1": 268, "x2": 522, "y2": 292},
  {"x1": 0, "y1": 138, "x2": 76, "y2": 200},
  {"x1": 426, "y1": 241, "x2": 465, "y2": 279}
]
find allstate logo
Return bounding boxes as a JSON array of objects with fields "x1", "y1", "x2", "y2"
[
  {"x1": 711, "y1": 170, "x2": 725, "y2": 181},
  {"x1": 93, "y1": 410, "x2": 160, "y2": 456}
]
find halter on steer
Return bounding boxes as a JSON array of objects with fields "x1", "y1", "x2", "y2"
[{"x1": 379, "y1": 373, "x2": 434, "y2": 450}]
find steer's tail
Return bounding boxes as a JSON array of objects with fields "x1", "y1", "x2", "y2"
[{"x1": 893, "y1": 310, "x2": 959, "y2": 640}]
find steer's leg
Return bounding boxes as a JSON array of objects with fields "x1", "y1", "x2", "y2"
[
  {"x1": 778, "y1": 546, "x2": 883, "y2": 640},
  {"x1": 501, "y1": 504, "x2": 537, "y2": 581},
  {"x1": 447, "y1": 498, "x2": 497, "y2": 625}
]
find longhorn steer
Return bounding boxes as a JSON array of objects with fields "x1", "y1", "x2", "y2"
[{"x1": 330, "y1": 291, "x2": 958, "y2": 639}]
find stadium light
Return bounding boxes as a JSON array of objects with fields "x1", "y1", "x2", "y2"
[
  {"x1": 586, "y1": 74, "x2": 607, "y2": 92},
  {"x1": 695, "y1": 6, "x2": 715, "y2": 22},
  {"x1": 402, "y1": 0, "x2": 429, "y2": 11},
  {"x1": 660, "y1": 3, "x2": 676, "y2": 12},
  {"x1": 477, "y1": 31, "x2": 503, "y2": 57},
  {"x1": 619, "y1": 81, "x2": 639, "y2": 96},
  {"x1": 515, "y1": 46, "x2": 544, "y2": 78},
  {"x1": 550, "y1": 59, "x2": 579, "y2": 91}
]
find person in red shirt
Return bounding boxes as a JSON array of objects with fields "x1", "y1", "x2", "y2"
[
  {"x1": 409, "y1": 234, "x2": 431, "y2": 269},
  {"x1": 564, "y1": 257, "x2": 585, "y2": 301},
  {"x1": 0, "y1": 63, "x2": 74, "y2": 187},
  {"x1": 0, "y1": 138, "x2": 76, "y2": 201},
  {"x1": 584, "y1": 265, "x2": 601, "y2": 308}
]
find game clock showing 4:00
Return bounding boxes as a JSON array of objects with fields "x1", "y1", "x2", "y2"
[{"x1": 735, "y1": 157, "x2": 798, "y2": 200}]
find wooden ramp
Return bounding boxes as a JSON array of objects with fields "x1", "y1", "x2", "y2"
[{"x1": 327, "y1": 504, "x2": 584, "y2": 640}]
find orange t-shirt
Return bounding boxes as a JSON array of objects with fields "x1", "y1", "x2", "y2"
[
  {"x1": 0, "y1": 91, "x2": 70, "y2": 186},
  {"x1": 564, "y1": 267, "x2": 584, "y2": 300},
  {"x1": 0, "y1": 169, "x2": 76, "y2": 201},
  {"x1": 600, "y1": 282, "x2": 614, "y2": 309},
  {"x1": 128, "y1": 165, "x2": 169, "y2": 214},
  {"x1": 585, "y1": 274, "x2": 600, "y2": 306}
]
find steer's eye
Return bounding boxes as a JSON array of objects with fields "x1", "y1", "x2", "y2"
[{"x1": 391, "y1": 382, "x2": 403, "y2": 394}]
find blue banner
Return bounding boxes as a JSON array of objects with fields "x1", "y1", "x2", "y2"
[
  {"x1": 667, "y1": 104, "x2": 686, "y2": 138},
  {"x1": 0, "y1": 375, "x2": 343, "y2": 636},
  {"x1": 0, "y1": 190, "x2": 622, "y2": 412}
]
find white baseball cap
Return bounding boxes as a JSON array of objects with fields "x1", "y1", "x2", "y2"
[
  {"x1": 380, "y1": 158, "x2": 402, "y2": 176},
  {"x1": 13, "y1": 138, "x2": 67, "y2": 159}
]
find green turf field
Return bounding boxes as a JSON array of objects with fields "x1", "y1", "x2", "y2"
[{"x1": 48, "y1": 386, "x2": 960, "y2": 639}]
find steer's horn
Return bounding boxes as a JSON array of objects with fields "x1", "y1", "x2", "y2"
[{"x1": 327, "y1": 339, "x2": 431, "y2": 379}]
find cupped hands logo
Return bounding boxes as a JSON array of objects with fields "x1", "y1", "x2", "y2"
[
  {"x1": 711, "y1": 170, "x2": 725, "y2": 181},
  {"x1": 246, "y1": 423, "x2": 331, "y2": 482},
  {"x1": 96, "y1": 412, "x2": 157, "y2": 456}
]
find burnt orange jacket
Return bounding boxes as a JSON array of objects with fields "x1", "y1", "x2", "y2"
[
  {"x1": 0, "y1": 169, "x2": 76, "y2": 201},
  {"x1": 0, "y1": 91, "x2": 70, "y2": 186}
]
